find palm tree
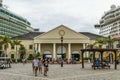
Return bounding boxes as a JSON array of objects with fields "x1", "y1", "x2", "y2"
[
  {"x1": 95, "y1": 37, "x2": 106, "y2": 48},
  {"x1": 12, "y1": 39, "x2": 21, "y2": 62},
  {"x1": 105, "y1": 36, "x2": 117, "y2": 63},
  {"x1": 105, "y1": 36, "x2": 116, "y2": 48},
  {"x1": 19, "y1": 45, "x2": 26, "y2": 59},
  {"x1": 0, "y1": 35, "x2": 11, "y2": 57},
  {"x1": 86, "y1": 43, "x2": 96, "y2": 49}
]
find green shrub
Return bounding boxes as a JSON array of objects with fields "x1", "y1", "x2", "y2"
[
  {"x1": 84, "y1": 57, "x2": 91, "y2": 60},
  {"x1": 11, "y1": 58, "x2": 15, "y2": 63},
  {"x1": 17, "y1": 58, "x2": 22, "y2": 62},
  {"x1": 36, "y1": 52, "x2": 40, "y2": 57},
  {"x1": 27, "y1": 54, "x2": 34, "y2": 60}
]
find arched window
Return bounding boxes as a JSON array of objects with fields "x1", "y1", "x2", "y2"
[
  {"x1": 57, "y1": 46, "x2": 66, "y2": 54},
  {"x1": 43, "y1": 51, "x2": 52, "y2": 58},
  {"x1": 72, "y1": 51, "x2": 79, "y2": 54},
  {"x1": 57, "y1": 46, "x2": 66, "y2": 58},
  {"x1": 44, "y1": 51, "x2": 51, "y2": 54}
]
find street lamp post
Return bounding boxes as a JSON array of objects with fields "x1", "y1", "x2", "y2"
[
  {"x1": 59, "y1": 30, "x2": 65, "y2": 67},
  {"x1": 61, "y1": 36, "x2": 63, "y2": 67},
  {"x1": 61, "y1": 36, "x2": 63, "y2": 59}
]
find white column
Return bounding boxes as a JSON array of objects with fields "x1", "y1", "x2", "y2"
[
  {"x1": 68, "y1": 43, "x2": 71, "y2": 59},
  {"x1": 53, "y1": 43, "x2": 56, "y2": 59},
  {"x1": 83, "y1": 43, "x2": 86, "y2": 49},
  {"x1": 35, "y1": 43, "x2": 37, "y2": 53},
  {"x1": 38, "y1": 43, "x2": 41, "y2": 53},
  {"x1": 86, "y1": 52, "x2": 89, "y2": 57},
  {"x1": 86, "y1": 43, "x2": 89, "y2": 57},
  {"x1": 83, "y1": 43, "x2": 89, "y2": 57},
  {"x1": 83, "y1": 43, "x2": 86, "y2": 57}
]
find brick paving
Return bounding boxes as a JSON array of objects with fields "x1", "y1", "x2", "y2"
[{"x1": 0, "y1": 63, "x2": 120, "y2": 80}]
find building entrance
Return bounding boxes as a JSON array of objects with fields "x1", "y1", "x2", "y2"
[
  {"x1": 57, "y1": 54, "x2": 65, "y2": 59},
  {"x1": 72, "y1": 54, "x2": 80, "y2": 61},
  {"x1": 72, "y1": 51, "x2": 80, "y2": 61},
  {"x1": 43, "y1": 54, "x2": 52, "y2": 59},
  {"x1": 43, "y1": 51, "x2": 52, "y2": 59}
]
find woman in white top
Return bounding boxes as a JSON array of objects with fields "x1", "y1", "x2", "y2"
[{"x1": 33, "y1": 57, "x2": 39, "y2": 76}]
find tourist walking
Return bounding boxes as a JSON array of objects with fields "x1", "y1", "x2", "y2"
[
  {"x1": 22, "y1": 58, "x2": 26, "y2": 65},
  {"x1": 33, "y1": 57, "x2": 39, "y2": 76},
  {"x1": 61, "y1": 59, "x2": 63, "y2": 67},
  {"x1": 38, "y1": 58, "x2": 43, "y2": 74},
  {"x1": 32, "y1": 59, "x2": 34, "y2": 74}
]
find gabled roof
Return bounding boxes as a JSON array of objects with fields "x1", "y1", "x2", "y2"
[
  {"x1": 11, "y1": 25, "x2": 101, "y2": 40},
  {"x1": 80, "y1": 32, "x2": 102, "y2": 40},
  {"x1": 34, "y1": 25, "x2": 89, "y2": 39},
  {"x1": 11, "y1": 32, "x2": 44, "y2": 40},
  {"x1": 11, "y1": 31, "x2": 101, "y2": 40}
]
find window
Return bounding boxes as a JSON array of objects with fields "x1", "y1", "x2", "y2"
[
  {"x1": 11, "y1": 54, "x2": 14, "y2": 58},
  {"x1": 29, "y1": 45, "x2": 33, "y2": 49},
  {"x1": 11, "y1": 45, "x2": 14, "y2": 49}
]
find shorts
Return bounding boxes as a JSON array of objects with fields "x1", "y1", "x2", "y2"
[
  {"x1": 32, "y1": 66, "x2": 35, "y2": 69},
  {"x1": 39, "y1": 66, "x2": 42, "y2": 69},
  {"x1": 44, "y1": 67, "x2": 48, "y2": 72},
  {"x1": 34, "y1": 66, "x2": 38, "y2": 70}
]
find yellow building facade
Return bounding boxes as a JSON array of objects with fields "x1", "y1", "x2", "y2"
[{"x1": 8, "y1": 25, "x2": 101, "y2": 60}]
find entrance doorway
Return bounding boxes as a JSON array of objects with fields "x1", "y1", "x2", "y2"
[
  {"x1": 57, "y1": 54, "x2": 65, "y2": 59},
  {"x1": 43, "y1": 51, "x2": 52, "y2": 59},
  {"x1": 72, "y1": 51, "x2": 80, "y2": 61}
]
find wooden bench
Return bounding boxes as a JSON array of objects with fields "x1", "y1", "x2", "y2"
[{"x1": 92, "y1": 64, "x2": 110, "y2": 69}]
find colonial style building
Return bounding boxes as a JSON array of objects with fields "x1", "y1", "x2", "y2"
[{"x1": 9, "y1": 25, "x2": 101, "y2": 60}]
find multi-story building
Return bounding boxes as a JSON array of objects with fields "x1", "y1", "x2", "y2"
[
  {"x1": 95, "y1": 5, "x2": 120, "y2": 37},
  {"x1": 0, "y1": 1, "x2": 34, "y2": 37}
]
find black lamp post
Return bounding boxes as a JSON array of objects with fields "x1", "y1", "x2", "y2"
[
  {"x1": 59, "y1": 30, "x2": 65, "y2": 67},
  {"x1": 61, "y1": 36, "x2": 63, "y2": 59}
]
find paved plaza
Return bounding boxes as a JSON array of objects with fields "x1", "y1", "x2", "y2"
[{"x1": 0, "y1": 63, "x2": 120, "y2": 80}]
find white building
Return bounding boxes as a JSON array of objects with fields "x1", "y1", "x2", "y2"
[{"x1": 95, "y1": 5, "x2": 120, "y2": 37}]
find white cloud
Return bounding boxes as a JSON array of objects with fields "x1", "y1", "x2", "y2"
[{"x1": 3, "y1": 0, "x2": 120, "y2": 34}]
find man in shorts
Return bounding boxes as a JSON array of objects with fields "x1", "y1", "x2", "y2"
[{"x1": 33, "y1": 57, "x2": 39, "y2": 76}]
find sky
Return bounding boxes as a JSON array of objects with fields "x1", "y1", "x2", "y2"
[{"x1": 3, "y1": 0, "x2": 120, "y2": 34}]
